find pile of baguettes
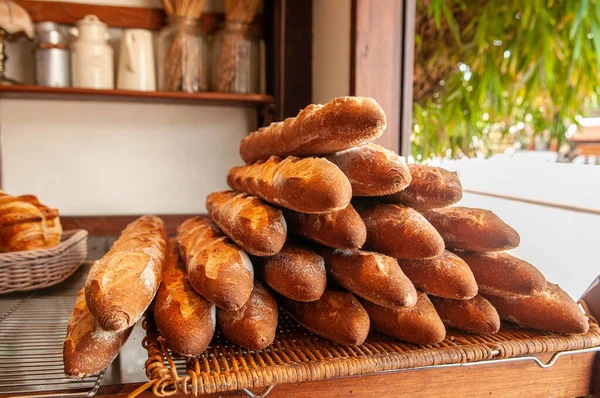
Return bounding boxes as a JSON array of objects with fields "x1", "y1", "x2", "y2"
[{"x1": 63, "y1": 96, "x2": 590, "y2": 378}]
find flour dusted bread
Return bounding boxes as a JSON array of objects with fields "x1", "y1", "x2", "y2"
[
  {"x1": 357, "y1": 202, "x2": 444, "y2": 259},
  {"x1": 456, "y1": 251, "x2": 546, "y2": 296},
  {"x1": 363, "y1": 292, "x2": 446, "y2": 344},
  {"x1": 484, "y1": 283, "x2": 589, "y2": 334},
  {"x1": 282, "y1": 289, "x2": 370, "y2": 345},
  {"x1": 85, "y1": 215, "x2": 167, "y2": 331},
  {"x1": 423, "y1": 207, "x2": 520, "y2": 252},
  {"x1": 325, "y1": 143, "x2": 411, "y2": 196},
  {"x1": 240, "y1": 96, "x2": 386, "y2": 163},
  {"x1": 63, "y1": 289, "x2": 133, "y2": 378},
  {"x1": 283, "y1": 204, "x2": 366, "y2": 250},
  {"x1": 430, "y1": 294, "x2": 500, "y2": 334},
  {"x1": 318, "y1": 247, "x2": 417, "y2": 308},
  {"x1": 153, "y1": 239, "x2": 216, "y2": 357},
  {"x1": 257, "y1": 239, "x2": 326, "y2": 302},
  {"x1": 398, "y1": 251, "x2": 477, "y2": 300},
  {"x1": 206, "y1": 190, "x2": 286, "y2": 256},
  {"x1": 228, "y1": 156, "x2": 352, "y2": 214},
  {"x1": 177, "y1": 217, "x2": 254, "y2": 310},
  {"x1": 217, "y1": 281, "x2": 278, "y2": 349},
  {"x1": 384, "y1": 164, "x2": 462, "y2": 210}
]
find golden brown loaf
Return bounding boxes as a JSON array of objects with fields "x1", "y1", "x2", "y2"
[
  {"x1": 153, "y1": 239, "x2": 216, "y2": 357},
  {"x1": 456, "y1": 251, "x2": 546, "y2": 296},
  {"x1": 398, "y1": 251, "x2": 478, "y2": 300},
  {"x1": 363, "y1": 292, "x2": 446, "y2": 345},
  {"x1": 0, "y1": 190, "x2": 48, "y2": 252},
  {"x1": 206, "y1": 190, "x2": 287, "y2": 256},
  {"x1": 217, "y1": 281, "x2": 278, "y2": 349},
  {"x1": 357, "y1": 202, "x2": 445, "y2": 259},
  {"x1": 283, "y1": 204, "x2": 366, "y2": 250},
  {"x1": 282, "y1": 289, "x2": 370, "y2": 345},
  {"x1": 227, "y1": 156, "x2": 352, "y2": 214},
  {"x1": 423, "y1": 207, "x2": 520, "y2": 252},
  {"x1": 324, "y1": 143, "x2": 412, "y2": 196},
  {"x1": 63, "y1": 289, "x2": 133, "y2": 378},
  {"x1": 430, "y1": 294, "x2": 500, "y2": 334},
  {"x1": 484, "y1": 283, "x2": 589, "y2": 334},
  {"x1": 383, "y1": 164, "x2": 462, "y2": 210},
  {"x1": 319, "y1": 248, "x2": 417, "y2": 308},
  {"x1": 177, "y1": 217, "x2": 254, "y2": 310},
  {"x1": 18, "y1": 194, "x2": 62, "y2": 247},
  {"x1": 85, "y1": 215, "x2": 167, "y2": 331},
  {"x1": 239, "y1": 96, "x2": 386, "y2": 163},
  {"x1": 257, "y1": 239, "x2": 327, "y2": 302}
]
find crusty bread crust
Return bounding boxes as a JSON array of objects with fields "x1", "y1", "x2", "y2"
[
  {"x1": 240, "y1": 97, "x2": 386, "y2": 163},
  {"x1": 430, "y1": 294, "x2": 500, "y2": 334},
  {"x1": 206, "y1": 191, "x2": 286, "y2": 256}
]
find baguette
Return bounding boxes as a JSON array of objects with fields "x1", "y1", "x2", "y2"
[
  {"x1": 318, "y1": 248, "x2": 417, "y2": 308},
  {"x1": 63, "y1": 289, "x2": 133, "y2": 377},
  {"x1": 324, "y1": 143, "x2": 411, "y2": 196},
  {"x1": 240, "y1": 96, "x2": 386, "y2": 163},
  {"x1": 282, "y1": 289, "x2": 370, "y2": 345},
  {"x1": 383, "y1": 164, "x2": 462, "y2": 210},
  {"x1": 206, "y1": 190, "x2": 286, "y2": 256},
  {"x1": 423, "y1": 207, "x2": 520, "y2": 252},
  {"x1": 398, "y1": 251, "x2": 478, "y2": 300},
  {"x1": 430, "y1": 294, "x2": 500, "y2": 334},
  {"x1": 256, "y1": 239, "x2": 326, "y2": 302},
  {"x1": 456, "y1": 251, "x2": 546, "y2": 296},
  {"x1": 85, "y1": 215, "x2": 167, "y2": 331},
  {"x1": 227, "y1": 156, "x2": 352, "y2": 214},
  {"x1": 217, "y1": 281, "x2": 278, "y2": 349},
  {"x1": 484, "y1": 283, "x2": 589, "y2": 334},
  {"x1": 363, "y1": 292, "x2": 446, "y2": 345},
  {"x1": 177, "y1": 217, "x2": 254, "y2": 310},
  {"x1": 283, "y1": 204, "x2": 366, "y2": 250},
  {"x1": 357, "y1": 203, "x2": 444, "y2": 259},
  {"x1": 153, "y1": 239, "x2": 216, "y2": 357}
]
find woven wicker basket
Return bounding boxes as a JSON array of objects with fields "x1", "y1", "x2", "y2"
[{"x1": 0, "y1": 229, "x2": 88, "y2": 294}]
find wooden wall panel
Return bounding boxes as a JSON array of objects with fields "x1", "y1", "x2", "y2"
[{"x1": 62, "y1": 214, "x2": 199, "y2": 236}]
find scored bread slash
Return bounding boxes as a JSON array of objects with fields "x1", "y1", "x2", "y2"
[
  {"x1": 206, "y1": 190, "x2": 287, "y2": 257},
  {"x1": 325, "y1": 143, "x2": 412, "y2": 197},
  {"x1": 430, "y1": 294, "x2": 500, "y2": 334},
  {"x1": 227, "y1": 156, "x2": 352, "y2": 214},
  {"x1": 240, "y1": 96, "x2": 386, "y2": 164}
]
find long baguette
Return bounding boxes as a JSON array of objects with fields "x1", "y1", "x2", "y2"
[
  {"x1": 363, "y1": 292, "x2": 446, "y2": 345},
  {"x1": 423, "y1": 207, "x2": 520, "y2": 252},
  {"x1": 324, "y1": 143, "x2": 411, "y2": 196},
  {"x1": 85, "y1": 215, "x2": 167, "y2": 331},
  {"x1": 318, "y1": 247, "x2": 417, "y2": 308},
  {"x1": 430, "y1": 294, "x2": 500, "y2": 334},
  {"x1": 240, "y1": 96, "x2": 386, "y2": 163},
  {"x1": 484, "y1": 283, "x2": 589, "y2": 334},
  {"x1": 283, "y1": 204, "x2": 366, "y2": 250},
  {"x1": 63, "y1": 289, "x2": 133, "y2": 377},
  {"x1": 383, "y1": 164, "x2": 462, "y2": 210},
  {"x1": 227, "y1": 156, "x2": 352, "y2": 214},
  {"x1": 282, "y1": 289, "x2": 370, "y2": 345},
  {"x1": 153, "y1": 239, "x2": 216, "y2": 357},
  {"x1": 217, "y1": 281, "x2": 279, "y2": 349},
  {"x1": 206, "y1": 190, "x2": 286, "y2": 256},
  {"x1": 398, "y1": 251, "x2": 478, "y2": 300},
  {"x1": 177, "y1": 217, "x2": 254, "y2": 310},
  {"x1": 455, "y1": 251, "x2": 546, "y2": 296},
  {"x1": 256, "y1": 239, "x2": 327, "y2": 302},
  {"x1": 357, "y1": 202, "x2": 444, "y2": 259}
]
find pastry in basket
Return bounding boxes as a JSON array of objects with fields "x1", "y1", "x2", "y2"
[{"x1": 0, "y1": 190, "x2": 61, "y2": 252}]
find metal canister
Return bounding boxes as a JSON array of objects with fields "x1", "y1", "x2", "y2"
[{"x1": 35, "y1": 22, "x2": 70, "y2": 87}]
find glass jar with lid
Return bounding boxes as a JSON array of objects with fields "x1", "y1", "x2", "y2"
[{"x1": 157, "y1": 16, "x2": 209, "y2": 92}]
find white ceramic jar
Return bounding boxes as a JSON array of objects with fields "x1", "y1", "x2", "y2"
[{"x1": 70, "y1": 15, "x2": 114, "y2": 89}]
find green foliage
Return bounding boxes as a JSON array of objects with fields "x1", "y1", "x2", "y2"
[{"x1": 413, "y1": 0, "x2": 600, "y2": 160}]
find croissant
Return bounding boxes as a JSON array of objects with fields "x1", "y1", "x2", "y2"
[{"x1": 18, "y1": 195, "x2": 62, "y2": 247}]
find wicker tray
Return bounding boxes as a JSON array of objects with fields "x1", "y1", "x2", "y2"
[
  {"x1": 0, "y1": 229, "x2": 88, "y2": 294},
  {"x1": 137, "y1": 310, "x2": 600, "y2": 397}
]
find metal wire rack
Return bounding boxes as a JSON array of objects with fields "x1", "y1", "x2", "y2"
[{"x1": 0, "y1": 288, "x2": 105, "y2": 397}]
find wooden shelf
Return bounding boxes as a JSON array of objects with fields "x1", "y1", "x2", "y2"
[{"x1": 0, "y1": 85, "x2": 275, "y2": 108}]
